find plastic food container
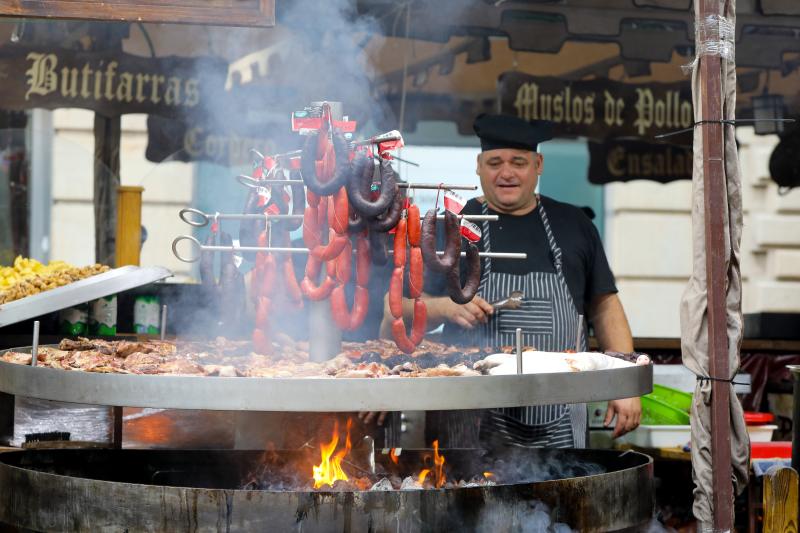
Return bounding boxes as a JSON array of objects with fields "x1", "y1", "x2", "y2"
[
  {"x1": 648, "y1": 384, "x2": 692, "y2": 413},
  {"x1": 751, "y1": 441, "x2": 791, "y2": 459},
  {"x1": 640, "y1": 396, "x2": 690, "y2": 425},
  {"x1": 747, "y1": 424, "x2": 778, "y2": 442},
  {"x1": 620, "y1": 425, "x2": 691, "y2": 448},
  {"x1": 744, "y1": 411, "x2": 774, "y2": 425}
]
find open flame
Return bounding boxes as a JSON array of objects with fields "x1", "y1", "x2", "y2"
[
  {"x1": 312, "y1": 418, "x2": 352, "y2": 489},
  {"x1": 432, "y1": 440, "x2": 446, "y2": 488},
  {"x1": 415, "y1": 440, "x2": 447, "y2": 488},
  {"x1": 483, "y1": 472, "x2": 494, "y2": 479},
  {"x1": 389, "y1": 448, "x2": 399, "y2": 464}
]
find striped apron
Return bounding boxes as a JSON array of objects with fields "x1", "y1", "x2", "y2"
[{"x1": 439, "y1": 198, "x2": 587, "y2": 449}]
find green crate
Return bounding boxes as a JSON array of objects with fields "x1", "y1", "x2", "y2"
[
  {"x1": 641, "y1": 396, "x2": 691, "y2": 425},
  {"x1": 648, "y1": 384, "x2": 693, "y2": 413}
]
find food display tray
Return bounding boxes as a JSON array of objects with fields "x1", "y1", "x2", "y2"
[
  {"x1": 0, "y1": 266, "x2": 172, "y2": 327},
  {"x1": 0, "y1": 347, "x2": 652, "y2": 411}
]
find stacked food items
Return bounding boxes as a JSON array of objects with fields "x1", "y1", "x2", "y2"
[
  {"x1": 0, "y1": 256, "x2": 110, "y2": 304},
  {"x1": 0, "y1": 336, "x2": 647, "y2": 378}
]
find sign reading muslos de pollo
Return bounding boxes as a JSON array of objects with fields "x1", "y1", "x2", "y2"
[
  {"x1": 0, "y1": 48, "x2": 227, "y2": 118},
  {"x1": 498, "y1": 71, "x2": 693, "y2": 140}
]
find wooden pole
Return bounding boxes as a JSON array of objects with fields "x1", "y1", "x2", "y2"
[
  {"x1": 116, "y1": 186, "x2": 144, "y2": 267},
  {"x1": 93, "y1": 113, "x2": 121, "y2": 266},
  {"x1": 697, "y1": 0, "x2": 734, "y2": 529}
]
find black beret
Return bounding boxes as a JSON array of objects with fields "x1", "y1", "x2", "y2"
[{"x1": 473, "y1": 113, "x2": 553, "y2": 152}]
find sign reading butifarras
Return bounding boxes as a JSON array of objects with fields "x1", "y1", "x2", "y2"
[
  {"x1": 2, "y1": 49, "x2": 227, "y2": 118},
  {"x1": 498, "y1": 71, "x2": 693, "y2": 140}
]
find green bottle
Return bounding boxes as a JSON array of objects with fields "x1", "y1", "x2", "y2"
[{"x1": 90, "y1": 295, "x2": 117, "y2": 336}]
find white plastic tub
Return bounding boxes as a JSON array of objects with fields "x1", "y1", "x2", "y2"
[
  {"x1": 619, "y1": 425, "x2": 691, "y2": 448},
  {"x1": 747, "y1": 424, "x2": 777, "y2": 442}
]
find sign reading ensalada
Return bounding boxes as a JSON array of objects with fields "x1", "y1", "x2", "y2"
[
  {"x1": 499, "y1": 71, "x2": 693, "y2": 140},
  {"x1": 588, "y1": 140, "x2": 692, "y2": 184},
  {"x1": 0, "y1": 48, "x2": 227, "y2": 118}
]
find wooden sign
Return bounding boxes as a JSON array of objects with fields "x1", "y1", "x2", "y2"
[
  {"x1": 499, "y1": 71, "x2": 693, "y2": 141},
  {"x1": 0, "y1": 0, "x2": 274, "y2": 27},
  {"x1": 587, "y1": 139, "x2": 692, "y2": 184},
  {"x1": 0, "y1": 47, "x2": 228, "y2": 118}
]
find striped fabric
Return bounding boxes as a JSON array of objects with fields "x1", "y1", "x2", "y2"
[{"x1": 477, "y1": 198, "x2": 587, "y2": 448}]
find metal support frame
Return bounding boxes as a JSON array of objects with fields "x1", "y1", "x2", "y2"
[{"x1": 698, "y1": 0, "x2": 734, "y2": 529}]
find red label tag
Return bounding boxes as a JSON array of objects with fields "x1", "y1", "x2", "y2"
[
  {"x1": 460, "y1": 219, "x2": 481, "y2": 242},
  {"x1": 257, "y1": 186, "x2": 271, "y2": 207},
  {"x1": 265, "y1": 202, "x2": 281, "y2": 216},
  {"x1": 444, "y1": 190, "x2": 466, "y2": 214}
]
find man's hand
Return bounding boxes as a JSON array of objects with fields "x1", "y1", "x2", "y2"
[
  {"x1": 434, "y1": 296, "x2": 494, "y2": 329},
  {"x1": 604, "y1": 397, "x2": 641, "y2": 438},
  {"x1": 358, "y1": 411, "x2": 388, "y2": 425}
]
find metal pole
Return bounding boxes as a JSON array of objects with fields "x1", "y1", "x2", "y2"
[
  {"x1": 515, "y1": 328, "x2": 523, "y2": 375},
  {"x1": 698, "y1": 0, "x2": 733, "y2": 529},
  {"x1": 30, "y1": 320, "x2": 40, "y2": 367},
  {"x1": 160, "y1": 305, "x2": 167, "y2": 341},
  {"x1": 575, "y1": 314, "x2": 584, "y2": 352}
]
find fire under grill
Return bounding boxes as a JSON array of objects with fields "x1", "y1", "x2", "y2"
[{"x1": 0, "y1": 447, "x2": 653, "y2": 532}]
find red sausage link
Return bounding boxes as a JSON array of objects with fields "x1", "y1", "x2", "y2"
[
  {"x1": 311, "y1": 230, "x2": 349, "y2": 261},
  {"x1": 336, "y1": 239, "x2": 353, "y2": 284},
  {"x1": 255, "y1": 297, "x2": 270, "y2": 330},
  {"x1": 301, "y1": 255, "x2": 335, "y2": 301},
  {"x1": 330, "y1": 285, "x2": 352, "y2": 330},
  {"x1": 410, "y1": 298, "x2": 427, "y2": 345},
  {"x1": 407, "y1": 204, "x2": 421, "y2": 247},
  {"x1": 355, "y1": 236, "x2": 371, "y2": 287},
  {"x1": 306, "y1": 189, "x2": 320, "y2": 208},
  {"x1": 300, "y1": 275, "x2": 336, "y2": 301},
  {"x1": 391, "y1": 318, "x2": 417, "y2": 354},
  {"x1": 302, "y1": 206, "x2": 321, "y2": 250},
  {"x1": 389, "y1": 266, "x2": 404, "y2": 319},
  {"x1": 282, "y1": 256, "x2": 303, "y2": 306},
  {"x1": 408, "y1": 246, "x2": 424, "y2": 299},
  {"x1": 394, "y1": 217, "x2": 407, "y2": 268},
  {"x1": 328, "y1": 187, "x2": 349, "y2": 235},
  {"x1": 259, "y1": 255, "x2": 277, "y2": 299},
  {"x1": 349, "y1": 286, "x2": 369, "y2": 330}
]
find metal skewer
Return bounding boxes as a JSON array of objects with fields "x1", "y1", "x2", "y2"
[
  {"x1": 516, "y1": 327, "x2": 523, "y2": 375},
  {"x1": 398, "y1": 183, "x2": 477, "y2": 191},
  {"x1": 172, "y1": 235, "x2": 526, "y2": 263},
  {"x1": 575, "y1": 314, "x2": 584, "y2": 352},
  {"x1": 179, "y1": 208, "x2": 497, "y2": 228},
  {"x1": 30, "y1": 320, "x2": 40, "y2": 367}
]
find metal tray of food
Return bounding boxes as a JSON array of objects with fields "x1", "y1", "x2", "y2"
[
  {"x1": 0, "y1": 266, "x2": 172, "y2": 327},
  {"x1": 0, "y1": 347, "x2": 652, "y2": 411}
]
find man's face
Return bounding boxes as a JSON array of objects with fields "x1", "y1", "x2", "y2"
[{"x1": 476, "y1": 148, "x2": 543, "y2": 214}]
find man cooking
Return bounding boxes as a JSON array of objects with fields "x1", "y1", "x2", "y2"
[{"x1": 377, "y1": 113, "x2": 641, "y2": 448}]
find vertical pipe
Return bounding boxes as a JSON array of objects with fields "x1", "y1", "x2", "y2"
[
  {"x1": 160, "y1": 305, "x2": 167, "y2": 341},
  {"x1": 697, "y1": 0, "x2": 733, "y2": 529},
  {"x1": 30, "y1": 320, "x2": 40, "y2": 367},
  {"x1": 516, "y1": 327, "x2": 523, "y2": 375},
  {"x1": 575, "y1": 314, "x2": 584, "y2": 352}
]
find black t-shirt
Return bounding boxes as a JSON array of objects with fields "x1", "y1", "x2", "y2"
[{"x1": 426, "y1": 196, "x2": 617, "y2": 315}]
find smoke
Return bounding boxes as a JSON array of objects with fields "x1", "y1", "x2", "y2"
[{"x1": 473, "y1": 500, "x2": 575, "y2": 533}]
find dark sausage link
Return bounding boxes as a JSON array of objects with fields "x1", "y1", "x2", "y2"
[
  {"x1": 446, "y1": 241, "x2": 481, "y2": 304},
  {"x1": 420, "y1": 209, "x2": 460, "y2": 272},
  {"x1": 301, "y1": 133, "x2": 352, "y2": 196},
  {"x1": 348, "y1": 211, "x2": 367, "y2": 234},
  {"x1": 347, "y1": 154, "x2": 398, "y2": 218},
  {"x1": 368, "y1": 228, "x2": 388, "y2": 266},
  {"x1": 368, "y1": 190, "x2": 403, "y2": 233}
]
